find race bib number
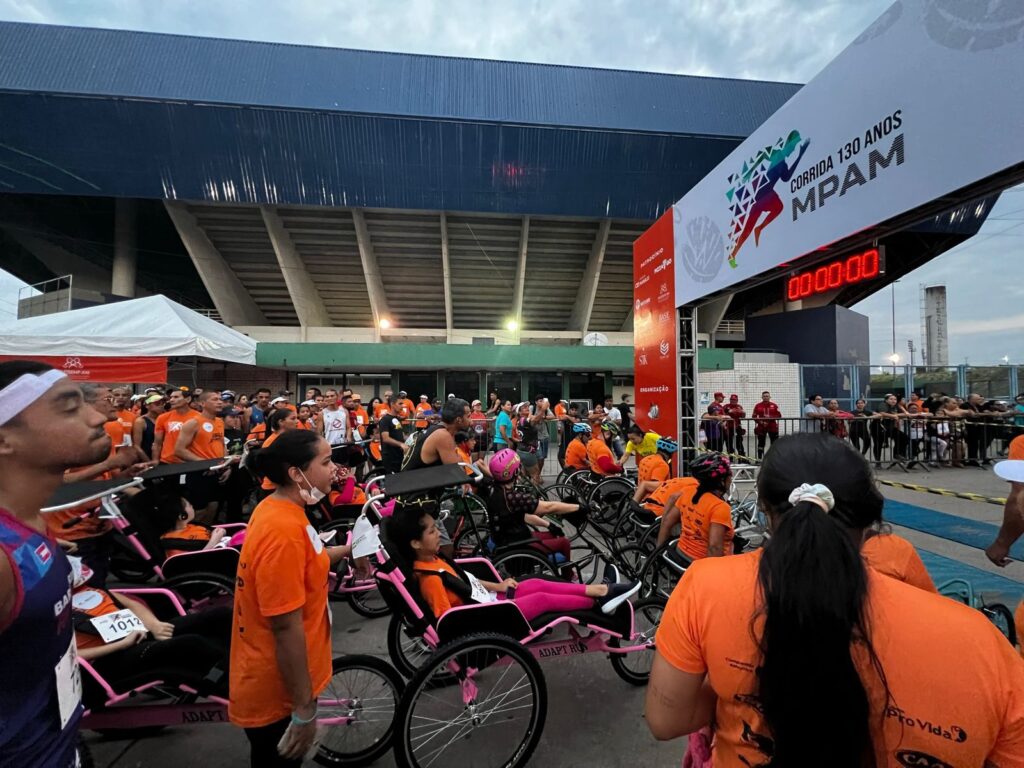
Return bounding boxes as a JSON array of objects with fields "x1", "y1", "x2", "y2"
[
  {"x1": 54, "y1": 640, "x2": 82, "y2": 730},
  {"x1": 91, "y1": 608, "x2": 145, "y2": 643},
  {"x1": 466, "y1": 572, "x2": 497, "y2": 604}
]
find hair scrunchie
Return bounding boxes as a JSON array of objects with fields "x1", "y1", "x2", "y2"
[{"x1": 787, "y1": 483, "x2": 835, "y2": 514}]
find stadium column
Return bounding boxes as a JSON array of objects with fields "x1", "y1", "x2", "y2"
[
  {"x1": 163, "y1": 201, "x2": 267, "y2": 327},
  {"x1": 260, "y1": 206, "x2": 333, "y2": 327},
  {"x1": 512, "y1": 216, "x2": 531, "y2": 335},
  {"x1": 567, "y1": 219, "x2": 611, "y2": 333},
  {"x1": 351, "y1": 208, "x2": 391, "y2": 340},
  {"x1": 440, "y1": 213, "x2": 453, "y2": 343},
  {"x1": 696, "y1": 294, "x2": 732, "y2": 344},
  {"x1": 112, "y1": 199, "x2": 137, "y2": 297}
]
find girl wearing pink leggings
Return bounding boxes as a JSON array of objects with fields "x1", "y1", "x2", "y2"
[{"x1": 390, "y1": 508, "x2": 639, "y2": 623}]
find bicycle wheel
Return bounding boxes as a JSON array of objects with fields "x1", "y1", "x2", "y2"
[
  {"x1": 492, "y1": 548, "x2": 557, "y2": 580},
  {"x1": 347, "y1": 583, "x2": 389, "y2": 619},
  {"x1": 394, "y1": 632, "x2": 547, "y2": 768},
  {"x1": 981, "y1": 603, "x2": 1018, "y2": 646},
  {"x1": 610, "y1": 597, "x2": 665, "y2": 686},
  {"x1": 387, "y1": 614, "x2": 437, "y2": 679},
  {"x1": 315, "y1": 654, "x2": 403, "y2": 767}
]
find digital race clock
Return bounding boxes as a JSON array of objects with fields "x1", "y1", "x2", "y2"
[{"x1": 785, "y1": 247, "x2": 885, "y2": 301}]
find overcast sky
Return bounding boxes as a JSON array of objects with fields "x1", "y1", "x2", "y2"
[{"x1": 0, "y1": 0, "x2": 1020, "y2": 366}]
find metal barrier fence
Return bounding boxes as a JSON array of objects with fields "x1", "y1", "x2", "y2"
[{"x1": 699, "y1": 415, "x2": 1023, "y2": 470}]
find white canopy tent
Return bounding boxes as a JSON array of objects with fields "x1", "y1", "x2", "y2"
[{"x1": 0, "y1": 295, "x2": 257, "y2": 365}]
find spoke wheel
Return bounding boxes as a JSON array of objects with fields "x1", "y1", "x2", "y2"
[
  {"x1": 315, "y1": 654, "x2": 403, "y2": 767},
  {"x1": 981, "y1": 603, "x2": 1017, "y2": 646},
  {"x1": 161, "y1": 572, "x2": 235, "y2": 611},
  {"x1": 453, "y1": 525, "x2": 489, "y2": 558},
  {"x1": 347, "y1": 583, "x2": 389, "y2": 619},
  {"x1": 387, "y1": 614, "x2": 439, "y2": 679},
  {"x1": 394, "y1": 633, "x2": 546, "y2": 768},
  {"x1": 638, "y1": 542, "x2": 685, "y2": 602},
  {"x1": 609, "y1": 597, "x2": 664, "y2": 686},
  {"x1": 612, "y1": 543, "x2": 649, "y2": 581},
  {"x1": 492, "y1": 549, "x2": 557, "y2": 580}
]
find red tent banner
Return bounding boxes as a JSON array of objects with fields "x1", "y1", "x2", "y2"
[{"x1": 0, "y1": 355, "x2": 168, "y2": 383}]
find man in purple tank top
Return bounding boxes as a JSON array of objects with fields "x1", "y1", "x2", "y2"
[{"x1": 0, "y1": 361, "x2": 111, "y2": 767}]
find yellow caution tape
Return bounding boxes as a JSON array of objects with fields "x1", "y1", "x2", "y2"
[{"x1": 875, "y1": 479, "x2": 1005, "y2": 506}]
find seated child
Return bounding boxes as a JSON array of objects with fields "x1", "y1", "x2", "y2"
[{"x1": 387, "y1": 506, "x2": 639, "y2": 623}]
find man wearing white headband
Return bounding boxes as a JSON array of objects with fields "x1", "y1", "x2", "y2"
[{"x1": 0, "y1": 361, "x2": 111, "y2": 767}]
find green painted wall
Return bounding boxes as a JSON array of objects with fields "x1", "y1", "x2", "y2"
[{"x1": 256, "y1": 342, "x2": 733, "y2": 372}]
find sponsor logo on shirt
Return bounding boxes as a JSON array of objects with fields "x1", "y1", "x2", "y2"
[{"x1": 34, "y1": 542, "x2": 51, "y2": 565}]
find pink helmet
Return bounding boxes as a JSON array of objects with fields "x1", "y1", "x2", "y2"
[{"x1": 488, "y1": 448, "x2": 521, "y2": 483}]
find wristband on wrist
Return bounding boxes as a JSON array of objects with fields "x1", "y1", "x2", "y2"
[{"x1": 291, "y1": 705, "x2": 318, "y2": 725}]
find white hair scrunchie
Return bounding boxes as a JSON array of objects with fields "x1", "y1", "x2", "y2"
[{"x1": 787, "y1": 483, "x2": 835, "y2": 514}]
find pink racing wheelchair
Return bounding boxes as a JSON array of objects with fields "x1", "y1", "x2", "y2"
[{"x1": 352, "y1": 464, "x2": 665, "y2": 768}]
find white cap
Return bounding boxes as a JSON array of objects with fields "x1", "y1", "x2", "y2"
[
  {"x1": 300, "y1": 399, "x2": 316, "y2": 407},
  {"x1": 994, "y1": 460, "x2": 1024, "y2": 483},
  {"x1": 270, "y1": 396, "x2": 288, "y2": 406}
]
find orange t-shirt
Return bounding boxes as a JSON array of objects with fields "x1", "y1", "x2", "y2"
[
  {"x1": 259, "y1": 431, "x2": 281, "y2": 491},
  {"x1": 564, "y1": 438, "x2": 588, "y2": 470},
  {"x1": 638, "y1": 454, "x2": 670, "y2": 484},
  {"x1": 643, "y1": 476, "x2": 697, "y2": 518},
  {"x1": 353, "y1": 407, "x2": 369, "y2": 438},
  {"x1": 554, "y1": 403, "x2": 567, "y2": 419},
  {"x1": 415, "y1": 403, "x2": 431, "y2": 429},
  {"x1": 373, "y1": 403, "x2": 388, "y2": 420},
  {"x1": 1016, "y1": 601, "x2": 1024, "y2": 660},
  {"x1": 247, "y1": 422, "x2": 267, "y2": 443},
  {"x1": 71, "y1": 586, "x2": 122, "y2": 651},
  {"x1": 186, "y1": 415, "x2": 226, "y2": 460},
  {"x1": 161, "y1": 522, "x2": 212, "y2": 558},
  {"x1": 48, "y1": 431, "x2": 120, "y2": 541},
  {"x1": 413, "y1": 557, "x2": 465, "y2": 619},
  {"x1": 1010, "y1": 435, "x2": 1024, "y2": 461},
  {"x1": 674, "y1": 482, "x2": 734, "y2": 560},
  {"x1": 862, "y1": 532, "x2": 937, "y2": 593},
  {"x1": 229, "y1": 496, "x2": 332, "y2": 728},
  {"x1": 587, "y1": 438, "x2": 616, "y2": 475},
  {"x1": 156, "y1": 409, "x2": 199, "y2": 464},
  {"x1": 656, "y1": 551, "x2": 1024, "y2": 766},
  {"x1": 116, "y1": 410, "x2": 135, "y2": 446}
]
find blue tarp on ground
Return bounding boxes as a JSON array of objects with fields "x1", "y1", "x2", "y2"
[{"x1": 884, "y1": 499, "x2": 1024, "y2": 561}]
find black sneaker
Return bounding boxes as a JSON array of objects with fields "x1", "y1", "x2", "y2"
[
  {"x1": 602, "y1": 562, "x2": 621, "y2": 585},
  {"x1": 599, "y1": 581, "x2": 641, "y2": 614}
]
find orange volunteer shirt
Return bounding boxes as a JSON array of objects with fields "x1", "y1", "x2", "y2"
[
  {"x1": 638, "y1": 453, "x2": 670, "y2": 484},
  {"x1": 643, "y1": 476, "x2": 697, "y2": 518},
  {"x1": 373, "y1": 402, "x2": 388, "y2": 420},
  {"x1": 587, "y1": 438, "x2": 616, "y2": 475},
  {"x1": 161, "y1": 523, "x2": 213, "y2": 558},
  {"x1": 413, "y1": 558, "x2": 465, "y2": 618},
  {"x1": 564, "y1": 438, "x2": 589, "y2": 470},
  {"x1": 229, "y1": 496, "x2": 332, "y2": 728},
  {"x1": 1016, "y1": 601, "x2": 1024, "y2": 660},
  {"x1": 861, "y1": 532, "x2": 937, "y2": 593},
  {"x1": 116, "y1": 410, "x2": 135, "y2": 445},
  {"x1": 259, "y1": 431, "x2": 281, "y2": 491},
  {"x1": 656, "y1": 551, "x2": 1024, "y2": 766},
  {"x1": 187, "y1": 415, "x2": 226, "y2": 460},
  {"x1": 156, "y1": 409, "x2": 199, "y2": 464},
  {"x1": 674, "y1": 482, "x2": 734, "y2": 560},
  {"x1": 1010, "y1": 434, "x2": 1024, "y2": 461},
  {"x1": 353, "y1": 407, "x2": 369, "y2": 438}
]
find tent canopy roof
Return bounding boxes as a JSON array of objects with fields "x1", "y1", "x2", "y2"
[{"x1": 0, "y1": 295, "x2": 257, "y2": 365}]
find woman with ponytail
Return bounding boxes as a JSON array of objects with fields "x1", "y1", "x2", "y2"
[{"x1": 646, "y1": 432, "x2": 1024, "y2": 766}]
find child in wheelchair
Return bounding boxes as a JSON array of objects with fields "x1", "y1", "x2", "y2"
[
  {"x1": 153, "y1": 485, "x2": 241, "y2": 558},
  {"x1": 70, "y1": 557, "x2": 231, "y2": 698},
  {"x1": 388, "y1": 504, "x2": 640, "y2": 623}
]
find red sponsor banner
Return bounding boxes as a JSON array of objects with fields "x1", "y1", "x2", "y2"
[
  {"x1": 633, "y1": 211, "x2": 677, "y2": 443},
  {"x1": 0, "y1": 355, "x2": 168, "y2": 383}
]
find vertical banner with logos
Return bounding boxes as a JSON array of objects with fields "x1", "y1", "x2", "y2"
[{"x1": 633, "y1": 210, "x2": 677, "y2": 443}]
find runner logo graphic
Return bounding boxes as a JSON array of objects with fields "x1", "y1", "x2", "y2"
[
  {"x1": 63, "y1": 357, "x2": 84, "y2": 370},
  {"x1": 725, "y1": 129, "x2": 810, "y2": 268}
]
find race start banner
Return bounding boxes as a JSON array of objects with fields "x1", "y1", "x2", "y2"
[
  {"x1": 632, "y1": 211, "x2": 677, "y2": 440},
  {"x1": 0, "y1": 355, "x2": 168, "y2": 383},
  {"x1": 671, "y1": 0, "x2": 1024, "y2": 306}
]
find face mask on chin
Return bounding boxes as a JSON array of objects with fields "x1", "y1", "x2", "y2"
[{"x1": 297, "y1": 469, "x2": 327, "y2": 505}]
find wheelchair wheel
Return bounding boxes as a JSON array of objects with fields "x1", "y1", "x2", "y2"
[
  {"x1": 394, "y1": 632, "x2": 546, "y2": 768},
  {"x1": 347, "y1": 584, "x2": 389, "y2": 619},
  {"x1": 612, "y1": 543, "x2": 649, "y2": 581},
  {"x1": 981, "y1": 603, "x2": 1018, "y2": 646},
  {"x1": 162, "y1": 572, "x2": 234, "y2": 611},
  {"x1": 492, "y1": 548, "x2": 558, "y2": 580},
  {"x1": 588, "y1": 477, "x2": 634, "y2": 520},
  {"x1": 609, "y1": 597, "x2": 664, "y2": 686},
  {"x1": 387, "y1": 614, "x2": 437, "y2": 679},
  {"x1": 638, "y1": 542, "x2": 685, "y2": 602},
  {"x1": 453, "y1": 524, "x2": 489, "y2": 557},
  {"x1": 315, "y1": 654, "x2": 403, "y2": 768}
]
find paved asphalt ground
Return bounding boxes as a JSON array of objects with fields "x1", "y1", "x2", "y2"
[{"x1": 83, "y1": 464, "x2": 1023, "y2": 768}]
